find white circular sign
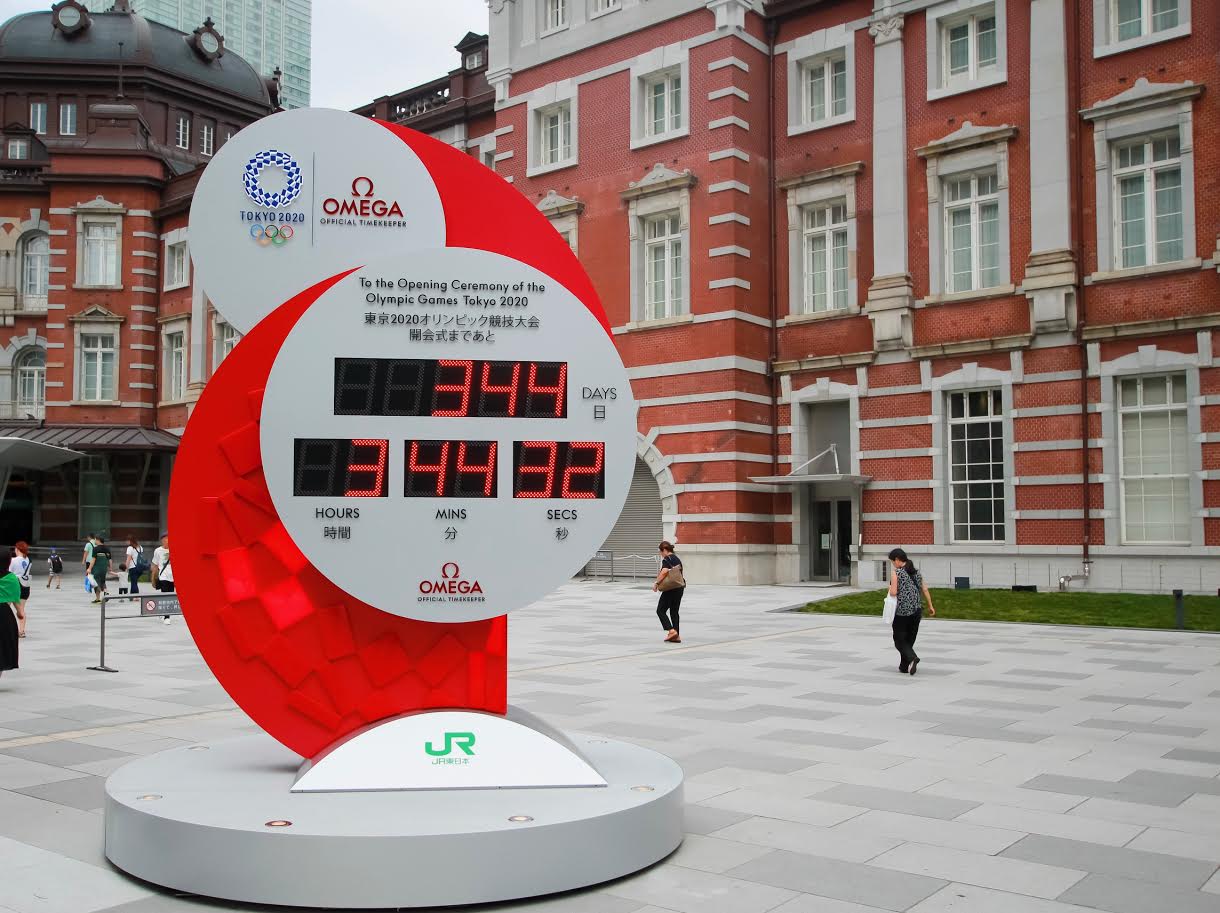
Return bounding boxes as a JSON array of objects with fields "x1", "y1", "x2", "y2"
[
  {"x1": 188, "y1": 109, "x2": 446, "y2": 334},
  {"x1": 260, "y1": 248, "x2": 638, "y2": 622}
]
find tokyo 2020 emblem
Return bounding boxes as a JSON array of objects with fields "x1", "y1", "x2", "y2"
[{"x1": 242, "y1": 149, "x2": 303, "y2": 209}]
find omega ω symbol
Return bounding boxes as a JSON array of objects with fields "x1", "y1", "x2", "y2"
[{"x1": 441, "y1": 562, "x2": 460, "y2": 580}]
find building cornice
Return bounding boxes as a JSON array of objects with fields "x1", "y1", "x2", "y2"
[{"x1": 777, "y1": 161, "x2": 864, "y2": 191}]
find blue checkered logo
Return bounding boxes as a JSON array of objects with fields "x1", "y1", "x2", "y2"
[{"x1": 242, "y1": 150, "x2": 303, "y2": 209}]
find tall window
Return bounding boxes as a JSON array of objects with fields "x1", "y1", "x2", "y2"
[
  {"x1": 1114, "y1": 134, "x2": 1183, "y2": 269},
  {"x1": 805, "y1": 55, "x2": 847, "y2": 124},
  {"x1": 544, "y1": 0, "x2": 567, "y2": 30},
  {"x1": 80, "y1": 332, "x2": 117, "y2": 401},
  {"x1": 643, "y1": 213, "x2": 683, "y2": 320},
  {"x1": 539, "y1": 104, "x2": 572, "y2": 166},
  {"x1": 644, "y1": 72, "x2": 683, "y2": 137},
  {"x1": 945, "y1": 169, "x2": 1000, "y2": 292},
  {"x1": 82, "y1": 221, "x2": 119, "y2": 286},
  {"x1": 166, "y1": 241, "x2": 189, "y2": 287},
  {"x1": 59, "y1": 102, "x2": 77, "y2": 136},
  {"x1": 1113, "y1": 0, "x2": 1179, "y2": 41},
  {"x1": 20, "y1": 233, "x2": 49, "y2": 306},
  {"x1": 1120, "y1": 374, "x2": 1189, "y2": 543},
  {"x1": 78, "y1": 455, "x2": 111, "y2": 539},
  {"x1": 217, "y1": 322, "x2": 240, "y2": 366},
  {"x1": 164, "y1": 330, "x2": 186, "y2": 401},
  {"x1": 176, "y1": 114, "x2": 191, "y2": 150},
  {"x1": 201, "y1": 123, "x2": 215, "y2": 156},
  {"x1": 15, "y1": 348, "x2": 45, "y2": 415},
  {"x1": 29, "y1": 102, "x2": 47, "y2": 135},
  {"x1": 802, "y1": 202, "x2": 849, "y2": 313},
  {"x1": 948, "y1": 389, "x2": 1005, "y2": 542},
  {"x1": 943, "y1": 8, "x2": 997, "y2": 82}
]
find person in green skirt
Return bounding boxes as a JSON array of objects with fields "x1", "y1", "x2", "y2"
[{"x1": 0, "y1": 569, "x2": 20, "y2": 676}]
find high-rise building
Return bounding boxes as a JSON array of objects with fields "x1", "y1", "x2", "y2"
[{"x1": 85, "y1": 0, "x2": 311, "y2": 108}]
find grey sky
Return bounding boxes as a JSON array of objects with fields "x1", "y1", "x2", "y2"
[{"x1": 0, "y1": 0, "x2": 491, "y2": 111}]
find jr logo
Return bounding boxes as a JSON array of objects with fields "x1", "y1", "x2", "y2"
[{"x1": 424, "y1": 731, "x2": 476, "y2": 757}]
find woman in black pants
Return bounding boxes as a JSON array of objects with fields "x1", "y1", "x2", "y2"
[
  {"x1": 653, "y1": 541, "x2": 685, "y2": 643},
  {"x1": 888, "y1": 548, "x2": 935, "y2": 674}
]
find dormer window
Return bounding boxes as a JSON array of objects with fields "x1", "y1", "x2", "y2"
[
  {"x1": 51, "y1": 0, "x2": 91, "y2": 37},
  {"x1": 465, "y1": 51, "x2": 484, "y2": 69}
]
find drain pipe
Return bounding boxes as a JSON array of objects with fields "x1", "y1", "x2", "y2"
[{"x1": 766, "y1": 16, "x2": 780, "y2": 481}]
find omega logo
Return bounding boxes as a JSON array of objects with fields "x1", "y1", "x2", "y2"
[
  {"x1": 420, "y1": 562, "x2": 483, "y2": 595},
  {"x1": 321, "y1": 177, "x2": 404, "y2": 219}
]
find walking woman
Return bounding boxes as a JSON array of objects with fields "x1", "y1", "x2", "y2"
[
  {"x1": 8, "y1": 542, "x2": 31, "y2": 639},
  {"x1": 124, "y1": 535, "x2": 145, "y2": 594},
  {"x1": 888, "y1": 548, "x2": 935, "y2": 674},
  {"x1": 0, "y1": 566, "x2": 19, "y2": 678},
  {"x1": 653, "y1": 541, "x2": 685, "y2": 643}
]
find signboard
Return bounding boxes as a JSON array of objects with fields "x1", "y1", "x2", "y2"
[{"x1": 139, "y1": 594, "x2": 182, "y2": 616}]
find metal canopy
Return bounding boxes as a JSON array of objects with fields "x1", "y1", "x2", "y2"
[
  {"x1": 0, "y1": 436, "x2": 83, "y2": 470},
  {"x1": 750, "y1": 472, "x2": 872, "y2": 486}
]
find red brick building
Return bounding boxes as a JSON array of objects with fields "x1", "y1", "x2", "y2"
[
  {"x1": 0, "y1": 1, "x2": 277, "y2": 546},
  {"x1": 370, "y1": 0, "x2": 1218, "y2": 592}
]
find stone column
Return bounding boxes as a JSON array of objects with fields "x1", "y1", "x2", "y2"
[
  {"x1": 1024, "y1": 0, "x2": 1077, "y2": 334},
  {"x1": 864, "y1": 12, "x2": 914, "y2": 351}
]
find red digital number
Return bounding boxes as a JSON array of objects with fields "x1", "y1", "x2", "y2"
[
  {"x1": 456, "y1": 441, "x2": 497, "y2": 497},
  {"x1": 515, "y1": 441, "x2": 558, "y2": 498},
  {"x1": 344, "y1": 439, "x2": 388, "y2": 497},
  {"x1": 527, "y1": 362, "x2": 567, "y2": 417},
  {"x1": 561, "y1": 442, "x2": 604, "y2": 499},
  {"x1": 432, "y1": 360, "x2": 474, "y2": 417},
  {"x1": 409, "y1": 440, "x2": 450, "y2": 496},
  {"x1": 480, "y1": 362, "x2": 520, "y2": 417}
]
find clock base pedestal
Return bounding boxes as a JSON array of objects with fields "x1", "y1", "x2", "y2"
[{"x1": 104, "y1": 731, "x2": 684, "y2": 909}]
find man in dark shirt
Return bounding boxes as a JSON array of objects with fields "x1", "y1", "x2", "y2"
[{"x1": 87, "y1": 536, "x2": 112, "y2": 603}]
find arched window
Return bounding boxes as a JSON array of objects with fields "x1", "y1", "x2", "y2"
[
  {"x1": 20, "y1": 232, "x2": 49, "y2": 308},
  {"x1": 15, "y1": 347, "x2": 46, "y2": 415}
]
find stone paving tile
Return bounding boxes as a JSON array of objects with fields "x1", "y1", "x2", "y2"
[
  {"x1": 711, "y1": 816, "x2": 903, "y2": 863},
  {"x1": 1005, "y1": 669, "x2": 1093, "y2": 681},
  {"x1": 830, "y1": 809, "x2": 1024, "y2": 855},
  {"x1": 1125, "y1": 827, "x2": 1220, "y2": 863},
  {"x1": 13, "y1": 774, "x2": 107, "y2": 812},
  {"x1": 815, "y1": 784, "x2": 980, "y2": 821},
  {"x1": 869, "y1": 842, "x2": 1086, "y2": 899},
  {"x1": 794, "y1": 691, "x2": 895, "y2": 707},
  {"x1": 969, "y1": 679, "x2": 1064, "y2": 692},
  {"x1": 766, "y1": 894, "x2": 893, "y2": 913},
  {"x1": 923, "y1": 723, "x2": 1051, "y2": 744},
  {"x1": 0, "y1": 741, "x2": 132, "y2": 767},
  {"x1": 907, "y1": 883, "x2": 1113, "y2": 913},
  {"x1": 682, "y1": 804, "x2": 752, "y2": 836},
  {"x1": 605, "y1": 862, "x2": 798, "y2": 913},
  {"x1": 0, "y1": 835, "x2": 151, "y2": 913},
  {"x1": 1066, "y1": 797, "x2": 1220, "y2": 835},
  {"x1": 1076, "y1": 719, "x2": 1207, "y2": 738},
  {"x1": 957, "y1": 803, "x2": 1144, "y2": 847},
  {"x1": 698, "y1": 789, "x2": 866, "y2": 827},
  {"x1": 1020, "y1": 773, "x2": 1197, "y2": 807},
  {"x1": 728, "y1": 849, "x2": 948, "y2": 911},
  {"x1": 950, "y1": 698, "x2": 1059, "y2": 714},
  {"x1": 1058, "y1": 873, "x2": 1220, "y2": 913},
  {"x1": 665, "y1": 833, "x2": 776, "y2": 874},
  {"x1": 1080, "y1": 695, "x2": 1191, "y2": 709},
  {"x1": 1001, "y1": 834, "x2": 1217, "y2": 890}
]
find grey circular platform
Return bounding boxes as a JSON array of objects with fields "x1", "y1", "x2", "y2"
[{"x1": 105, "y1": 732, "x2": 684, "y2": 909}]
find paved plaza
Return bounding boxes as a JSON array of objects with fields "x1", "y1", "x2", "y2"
[{"x1": 0, "y1": 580, "x2": 1218, "y2": 912}]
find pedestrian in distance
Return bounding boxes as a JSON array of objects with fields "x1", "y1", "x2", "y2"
[
  {"x1": 88, "y1": 536, "x2": 113, "y2": 604},
  {"x1": 151, "y1": 532, "x2": 174, "y2": 624},
  {"x1": 124, "y1": 535, "x2": 147, "y2": 595},
  {"x1": 653, "y1": 540, "x2": 685, "y2": 644},
  {"x1": 46, "y1": 549, "x2": 63, "y2": 589},
  {"x1": 887, "y1": 547, "x2": 935, "y2": 675},
  {"x1": 0, "y1": 567, "x2": 20, "y2": 678},
  {"x1": 82, "y1": 533, "x2": 95, "y2": 571},
  {"x1": 7, "y1": 542, "x2": 31, "y2": 638}
]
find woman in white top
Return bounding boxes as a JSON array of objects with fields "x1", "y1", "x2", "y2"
[
  {"x1": 124, "y1": 536, "x2": 145, "y2": 595},
  {"x1": 8, "y1": 541, "x2": 32, "y2": 638}
]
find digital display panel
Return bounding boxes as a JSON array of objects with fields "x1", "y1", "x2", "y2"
[
  {"x1": 294, "y1": 438, "x2": 389, "y2": 498},
  {"x1": 513, "y1": 441, "x2": 606, "y2": 500},
  {"x1": 334, "y1": 358, "x2": 567, "y2": 418},
  {"x1": 404, "y1": 440, "x2": 498, "y2": 498}
]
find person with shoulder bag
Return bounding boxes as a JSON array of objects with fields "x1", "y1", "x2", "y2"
[
  {"x1": 653, "y1": 541, "x2": 686, "y2": 644},
  {"x1": 887, "y1": 547, "x2": 935, "y2": 675}
]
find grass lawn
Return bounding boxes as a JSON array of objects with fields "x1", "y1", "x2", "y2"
[{"x1": 798, "y1": 587, "x2": 1220, "y2": 632}]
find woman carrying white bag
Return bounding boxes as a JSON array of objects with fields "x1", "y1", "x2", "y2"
[{"x1": 885, "y1": 548, "x2": 935, "y2": 675}]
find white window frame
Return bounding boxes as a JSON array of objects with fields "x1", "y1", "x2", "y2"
[
  {"x1": 1093, "y1": 0, "x2": 1190, "y2": 57},
  {"x1": 947, "y1": 388, "x2": 1007, "y2": 544},
  {"x1": 59, "y1": 101, "x2": 77, "y2": 136},
  {"x1": 464, "y1": 51, "x2": 484, "y2": 69},
  {"x1": 164, "y1": 239, "x2": 190, "y2": 290},
  {"x1": 539, "y1": 104, "x2": 571, "y2": 166},
  {"x1": 630, "y1": 45, "x2": 690, "y2": 150},
  {"x1": 161, "y1": 322, "x2": 188, "y2": 403},
  {"x1": 29, "y1": 101, "x2": 47, "y2": 135},
  {"x1": 214, "y1": 319, "x2": 240, "y2": 369},
  {"x1": 783, "y1": 164, "x2": 861, "y2": 320},
  {"x1": 925, "y1": 0, "x2": 1007, "y2": 100},
  {"x1": 590, "y1": 0, "x2": 620, "y2": 18},
  {"x1": 77, "y1": 218, "x2": 121, "y2": 288},
  {"x1": 1111, "y1": 133, "x2": 1184, "y2": 270},
  {"x1": 200, "y1": 122, "x2": 214, "y2": 156},
  {"x1": 542, "y1": 0, "x2": 568, "y2": 34},
  {"x1": 644, "y1": 71, "x2": 683, "y2": 139},
  {"x1": 1117, "y1": 373, "x2": 1190, "y2": 545},
  {"x1": 76, "y1": 330, "x2": 118, "y2": 402},
  {"x1": 1083, "y1": 80, "x2": 1199, "y2": 280},
  {"x1": 785, "y1": 24, "x2": 856, "y2": 136},
  {"x1": 18, "y1": 231, "x2": 49, "y2": 310},
  {"x1": 526, "y1": 81, "x2": 578, "y2": 178},
  {"x1": 624, "y1": 171, "x2": 693, "y2": 326},
  {"x1": 943, "y1": 169, "x2": 1002, "y2": 293},
  {"x1": 14, "y1": 347, "x2": 46, "y2": 418},
  {"x1": 801, "y1": 202, "x2": 850, "y2": 314},
  {"x1": 6, "y1": 138, "x2": 29, "y2": 159},
  {"x1": 175, "y1": 114, "x2": 191, "y2": 150},
  {"x1": 642, "y1": 212, "x2": 684, "y2": 321}
]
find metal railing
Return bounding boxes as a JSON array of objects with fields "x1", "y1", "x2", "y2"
[
  {"x1": 581, "y1": 550, "x2": 661, "y2": 581},
  {"x1": 86, "y1": 591, "x2": 182, "y2": 673}
]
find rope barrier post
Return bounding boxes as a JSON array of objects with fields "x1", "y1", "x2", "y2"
[{"x1": 87, "y1": 593, "x2": 119, "y2": 673}]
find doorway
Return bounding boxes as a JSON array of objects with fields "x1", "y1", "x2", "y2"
[{"x1": 811, "y1": 498, "x2": 852, "y2": 582}]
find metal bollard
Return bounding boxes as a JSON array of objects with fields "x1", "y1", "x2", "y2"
[{"x1": 1172, "y1": 589, "x2": 1185, "y2": 630}]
